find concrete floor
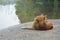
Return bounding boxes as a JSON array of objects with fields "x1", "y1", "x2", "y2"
[{"x1": 0, "y1": 19, "x2": 60, "y2": 40}]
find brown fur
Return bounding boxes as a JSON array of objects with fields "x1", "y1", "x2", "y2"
[{"x1": 22, "y1": 14, "x2": 53, "y2": 30}]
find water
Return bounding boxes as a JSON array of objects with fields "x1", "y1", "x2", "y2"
[{"x1": 0, "y1": 4, "x2": 21, "y2": 30}]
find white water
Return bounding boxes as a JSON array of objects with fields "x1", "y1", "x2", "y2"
[{"x1": 0, "y1": 4, "x2": 21, "y2": 30}]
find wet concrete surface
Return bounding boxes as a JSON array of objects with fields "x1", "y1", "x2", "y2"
[{"x1": 0, "y1": 19, "x2": 60, "y2": 40}]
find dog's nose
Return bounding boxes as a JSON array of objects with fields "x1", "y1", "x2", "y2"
[{"x1": 39, "y1": 21, "x2": 44, "y2": 26}]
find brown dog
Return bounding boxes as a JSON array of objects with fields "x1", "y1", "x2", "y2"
[
  {"x1": 32, "y1": 14, "x2": 53, "y2": 30},
  {"x1": 22, "y1": 14, "x2": 53, "y2": 30}
]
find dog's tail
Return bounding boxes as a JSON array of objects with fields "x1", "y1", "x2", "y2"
[{"x1": 21, "y1": 26, "x2": 34, "y2": 30}]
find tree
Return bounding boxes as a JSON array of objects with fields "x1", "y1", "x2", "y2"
[
  {"x1": 52, "y1": 0, "x2": 58, "y2": 18},
  {"x1": 16, "y1": 0, "x2": 36, "y2": 23}
]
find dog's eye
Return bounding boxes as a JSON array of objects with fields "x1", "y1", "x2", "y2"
[
  {"x1": 44, "y1": 17, "x2": 45, "y2": 20},
  {"x1": 36, "y1": 19, "x2": 39, "y2": 22}
]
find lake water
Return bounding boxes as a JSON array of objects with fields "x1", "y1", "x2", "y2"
[{"x1": 0, "y1": 4, "x2": 21, "y2": 30}]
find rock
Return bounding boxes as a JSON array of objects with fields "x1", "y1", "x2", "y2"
[{"x1": 0, "y1": 19, "x2": 60, "y2": 40}]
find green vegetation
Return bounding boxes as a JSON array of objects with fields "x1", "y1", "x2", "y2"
[
  {"x1": 16, "y1": 0, "x2": 60, "y2": 23},
  {"x1": 16, "y1": 0, "x2": 36, "y2": 23}
]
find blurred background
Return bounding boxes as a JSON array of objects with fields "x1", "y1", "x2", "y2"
[
  {"x1": 16, "y1": 0, "x2": 60, "y2": 23},
  {"x1": 0, "y1": 0, "x2": 60, "y2": 30}
]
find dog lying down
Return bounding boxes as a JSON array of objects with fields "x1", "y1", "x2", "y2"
[{"x1": 21, "y1": 14, "x2": 53, "y2": 30}]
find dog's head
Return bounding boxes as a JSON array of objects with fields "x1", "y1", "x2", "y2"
[
  {"x1": 34, "y1": 14, "x2": 47, "y2": 27},
  {"x1": 34, "y1": 14, "x2": 47, "y2": 22}
]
